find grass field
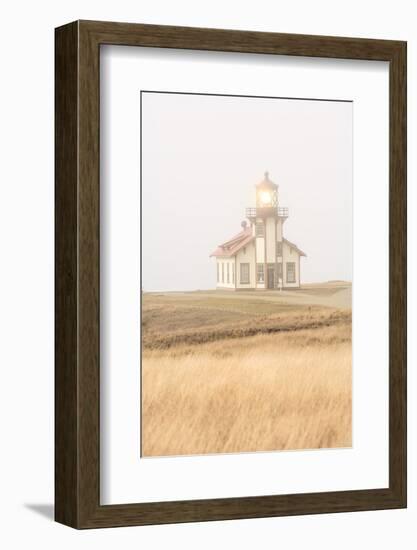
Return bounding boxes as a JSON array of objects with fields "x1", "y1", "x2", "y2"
[{"x1": 141, "y1": 282, "x2": 352, "y2": 457}]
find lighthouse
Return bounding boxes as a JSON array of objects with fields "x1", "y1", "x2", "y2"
[{"x1": 210, "y1": 172, "x2": 305, "y2": 290}]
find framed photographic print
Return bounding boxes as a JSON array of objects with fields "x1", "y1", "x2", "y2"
[{"x1": 55, "y1": 20, "x2": 407, "y2": 528}]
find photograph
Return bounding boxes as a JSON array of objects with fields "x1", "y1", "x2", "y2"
[{"x1": 140, "y1": 90, "x2": 353, "y2": 457}]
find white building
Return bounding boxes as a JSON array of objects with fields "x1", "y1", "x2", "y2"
[{"x1": 210, "y1": 172, "x2": 306, "y2": 290}]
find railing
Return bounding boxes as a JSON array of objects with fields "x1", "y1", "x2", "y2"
[{"x1": 246, "y1": 207, "x2": 289, "y2": 218}]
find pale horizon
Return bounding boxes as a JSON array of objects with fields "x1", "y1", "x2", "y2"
[{"x1": 142, "y1": 280, "x2": 352, "y2": 294}]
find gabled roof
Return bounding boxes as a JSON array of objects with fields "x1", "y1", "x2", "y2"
[
  {"x1": 284, "y1": 238, "x2": 307, "y2": 257},
  {"x1": 210, "y1": 226, "x2": 254, "y2": 258},
  {"x1": 210, "y1": 228, "x2": 306, "y2": 259}
]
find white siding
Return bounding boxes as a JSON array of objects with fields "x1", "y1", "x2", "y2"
[
  {"x1": 216, "y1": 258, "x2": 236, "y2": 289},
  {"x1": 276, "y1": 219, "x2": 283, "y2": 241},
  {"x1": 256, "y1": 237, "x2": 264, "y2": 264},
  {"x1": 276, "y1": 258, "x2": 284, "y2": 288},
  {"x1": 235, "y1": 241, "x2": 256, "y2": 289},
  {"x1": 266, "y1": 217, "x2": 276, "y2": 263},
  {"x1": 282, "y1": 240, "x2": 301, "y2": 288}
]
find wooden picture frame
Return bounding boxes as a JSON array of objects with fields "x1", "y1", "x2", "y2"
[{"x1": 55, "y1": 20, "x2": 407, "y2": 529}]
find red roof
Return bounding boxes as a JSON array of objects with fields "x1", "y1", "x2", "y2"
[
  {"x1": 210, "y1": 226, "x2": 254, "y2": 258},
  {"x1": 210, "y1": 228, "x2": 306, "y2": 258},
  {"x1": 284, "y1": 238, "x2": 307, "y2": 257}
]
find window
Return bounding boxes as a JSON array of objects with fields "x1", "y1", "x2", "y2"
[
  {"x1": 256, "y1": 263, "x2": 264, "y2": 283},
  {"x1": 286, "y1": 262, "x2": 296, "y2": 283},
  {"x1": 227, "y1": 262, "x2": 230, "y2": 283},
  {"x1": 222, "y1": 262, "x2": 224, "y2": 283},
  {"x1": 276, "y1": 241, "x2": 283, "y2": 257},
  {"x1": 232, "y1": 262, "x2": 235, "y2": 284},
  {"x1": 255, "y1": 221, "x2": 264, "y2": 237},
  {"x1": 240, "y1": 263, "x2": 250, "y2": 284}
]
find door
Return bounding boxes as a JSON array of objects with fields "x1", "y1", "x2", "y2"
[{"x1": 267, "y1": 266, "x2": 275, "y2": 289}]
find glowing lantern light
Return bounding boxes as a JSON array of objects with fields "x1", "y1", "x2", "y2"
[{"x1": 260, "y1": 191, "x2": 272, "y2": 205}]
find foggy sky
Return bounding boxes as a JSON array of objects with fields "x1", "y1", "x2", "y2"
[{"x1": 141, "y1": 92, "x2": 352, "y2": 291}]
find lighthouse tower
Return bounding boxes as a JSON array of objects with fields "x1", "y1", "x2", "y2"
[
  {"x1": 246, "y1": 172, "x2": 288, "y2": 289},
  {"x1": 210, "y1": 171, "x2": 304, "y2": 290}
]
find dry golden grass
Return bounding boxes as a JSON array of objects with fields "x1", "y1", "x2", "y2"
[
  {"x1": 142, "y1": 290, "x2": 351, "y2": 350},
  {"x1": 142, "y1": 320, "x2": 352, "y2": 457}
]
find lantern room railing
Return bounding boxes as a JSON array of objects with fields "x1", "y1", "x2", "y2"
[{"x1": 246, "y1": 206, "x2": 289, "y2": 219}]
